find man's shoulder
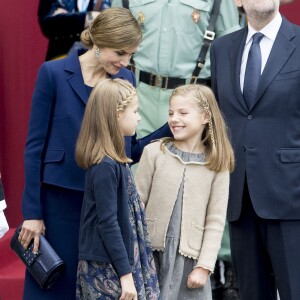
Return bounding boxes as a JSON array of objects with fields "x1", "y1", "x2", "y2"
[
  {"x1": 213, "y1": 27, "x2": 246, "y2": 47},
  {"x1": 290, "y1": 21, "x2": 300, "y2": 35}
]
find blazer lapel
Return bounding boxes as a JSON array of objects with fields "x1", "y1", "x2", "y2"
[
  {"x1": 65, "y1": 50, "x2": 89, "y2": 105},
  {"x1": 229, "y1": 28, "x2": 248, "y2": 112},
  {"x1": 251, "y1": 17, "x2": 296, "y2": 110},
  {"x1": 111, "y1": 68, "x2": 127, "y2": 80}
]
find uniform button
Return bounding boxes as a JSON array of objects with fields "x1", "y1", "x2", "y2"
[
  {"x1": 242, "y1": 146, "x2": 246, "y2": 151},
  {"x1": 247, "y1": 115, "x2": 252, "y2": 120},
  {"x1": 163, "y1": 28, "x2": 167, "y2": 32}
]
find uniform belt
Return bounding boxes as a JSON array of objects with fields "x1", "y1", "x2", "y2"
[{"x1": 139, "y1": 70, "x2": 211, "y2": 89}]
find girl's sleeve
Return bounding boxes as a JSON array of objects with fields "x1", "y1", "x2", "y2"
[
  {"x1": 130, "y1": 123, "x2": 172, "y2": 163},
  {"x1": 195, "y1": 171, "x2": 230, "y2": 272},
  {"x1": 92, "y1": 163, "x2": 132, "y2": 277},
  {"x1": 22, "y1": 63, "x2": 55, "y2": 220},
  {"x1": 134, "y1": 146, "x2": 155, "y2": 207}
]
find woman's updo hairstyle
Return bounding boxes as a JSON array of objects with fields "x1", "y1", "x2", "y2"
[{"x1": 81, "y1": 7, "x2": 142, "y2": 50}]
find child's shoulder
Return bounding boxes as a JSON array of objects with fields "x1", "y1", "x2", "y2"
[
  {"x1": 87, "y1": 157, "x2": 127, "y2": 185},
  {"x1": 89, "y1": 156, "x2": 123, "y2": 174},
  {"x1": 101, "y1": 156, "x2": 119, "y2": 165},
  {"x1": 144, "y1": 139, "x2": 164, "y2": 153}
]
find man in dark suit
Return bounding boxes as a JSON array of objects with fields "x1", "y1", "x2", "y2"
[
  {"x1": 38, "y1": 0, "x2": 102, "y2": 60},
  {"x1": 210, "y1": 0, "x2": 300, "y2": 299}
]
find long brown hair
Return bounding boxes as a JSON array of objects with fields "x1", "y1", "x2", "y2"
[
  {"x1": 75, "y1": 79, "x2": 137, "y2": 169},
  {"x1": 81, "y1": 7, "x2": 142, "y2": 50},
  {"x1": 163, "y1": 84, "x2": 235, "y2": 173}
]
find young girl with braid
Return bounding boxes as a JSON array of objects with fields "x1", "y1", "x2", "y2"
[
  {"x1": 75, "y1": 79, "x2": 159, "y2": 300},
  {"x1": 135, "y1": 84, "x2": 235, "y2": 300}
]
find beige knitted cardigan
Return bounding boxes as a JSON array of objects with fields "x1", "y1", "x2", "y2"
[{"x1": 135, "y1": 141, "x2": 229, "y2": 272}]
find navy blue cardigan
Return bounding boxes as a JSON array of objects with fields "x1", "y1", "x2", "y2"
[{"x1": 78, "y1": 157, "x2": 133, "y2": 277}]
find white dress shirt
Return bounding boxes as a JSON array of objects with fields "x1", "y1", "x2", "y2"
[
  {"x1": 240, "y1": 13, "x2": 282, "y2": 92},
  {"x1": 0, "y1": 187, "x2": 9, "y2": 238},
  {"x1": 77, "y1": 0, "x2": 90, "y2": 11}
]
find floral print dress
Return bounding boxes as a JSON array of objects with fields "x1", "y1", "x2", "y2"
[{"x1": 76, "y1": 165, "x2": 160, "y2": 300}]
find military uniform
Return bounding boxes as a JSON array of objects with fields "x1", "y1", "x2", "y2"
[{"x1": 113, "y1": 0, "x2": 240, "y2": 138}]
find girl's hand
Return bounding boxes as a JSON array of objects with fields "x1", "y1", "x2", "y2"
[
  {"x1": 19, "y1": 220, "x2": 45, "y2": 254},
  {"x1": 119, "y1": 273, "x2": 137, "y2": 300},
  {"x1": 187, "y1": 267, "x2": 209, "y2": 289},
  {"x1": 140, "y1": 201, "x2": 145, "y2": 209}
]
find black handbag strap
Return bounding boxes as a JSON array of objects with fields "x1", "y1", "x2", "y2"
[
  {"x1": 122, "y1": 0, "x2": 129, "y2": 9},
  {"x1": 191, "y1": 0, "x2": 222, "y2": 81}
]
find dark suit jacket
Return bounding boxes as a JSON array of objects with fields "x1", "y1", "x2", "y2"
[
  {"x1": 22, "y1": 50, "x2": 171, "y2": 220},
  {"x1": 38, "y1": 0, "x2": 91, "y2": 60},
  {"x1": 211, "y1": 16, "x2": 300, "y2": 222},
  {"x1": 78, "y1": 157, "x2": 133, "y2": 277}
]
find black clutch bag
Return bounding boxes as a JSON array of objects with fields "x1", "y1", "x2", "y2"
[{"x1": 10, "y1": 226, "x2": 66, "y2": 290}]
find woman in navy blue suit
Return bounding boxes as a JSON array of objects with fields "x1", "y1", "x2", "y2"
[{"x1": 19, "y1": 8, "x2": 170, "y2": 299}]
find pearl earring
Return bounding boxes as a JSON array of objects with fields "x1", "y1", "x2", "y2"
[{"x1": 95, "y1": 48, "x2": 100, "y2": 59}]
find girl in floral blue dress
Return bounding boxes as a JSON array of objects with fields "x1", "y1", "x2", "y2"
[{"x1": 75, "y1": 78, "x2": 160, "y2": 300}]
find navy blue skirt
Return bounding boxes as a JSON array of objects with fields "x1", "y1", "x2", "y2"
[{"x1": 23, "y1": 184, "x2": 84, "y2": 300}]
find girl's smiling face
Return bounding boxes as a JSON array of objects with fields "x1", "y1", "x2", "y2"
[{"x1": 168, "y1": 95, "x2": 208, "y2": 147}]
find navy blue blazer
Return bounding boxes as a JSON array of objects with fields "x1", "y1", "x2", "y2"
[
  {"x1": 211, "y1": 17, "x2": 300, "y2": 221},
  {"x1": 78, "y1": 157, "x2": 133, "y2": 277},
  {"x1": 22, "y1": 50, "x2": 171, "y2": 220}
]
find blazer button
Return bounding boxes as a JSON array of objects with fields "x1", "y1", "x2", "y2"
[
  {"x1": 247, "y1": 115, "x2": 252, "y2": 120},
  {"x1": 242, "y1": 146, "x2": 246, "y2": 151}
]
